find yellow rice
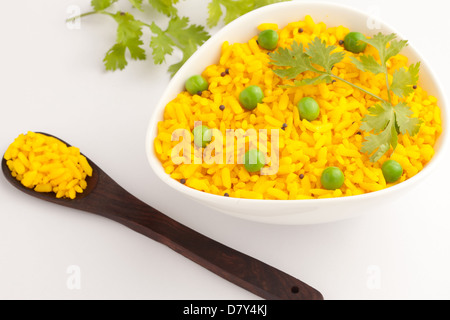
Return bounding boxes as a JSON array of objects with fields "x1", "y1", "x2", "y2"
[
  {"x1": 4, "y1": 131, "x2": 92, "y2": 199},
  {"x1": 154, "y1": 15, "x2": 442, "y2": 200}
]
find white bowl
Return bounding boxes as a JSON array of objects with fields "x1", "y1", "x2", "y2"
[{"x1": 145, "y1": 1, "x2": 449, "y2": 225}]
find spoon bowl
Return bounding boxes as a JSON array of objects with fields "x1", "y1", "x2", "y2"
[
  {"x1": 2, "y1": 134, "x2": 99, "y2": 205},
  {"x1": 2, "y1": 132, "x2": 323, "y2": 300}
]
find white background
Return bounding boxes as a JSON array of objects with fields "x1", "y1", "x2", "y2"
[{"x1": 1, "y1": 0, "x2": 449, "y2": 300}]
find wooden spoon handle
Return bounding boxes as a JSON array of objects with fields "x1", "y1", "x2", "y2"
[
  {"x1": 78, "y1": 168, "x2": 323, "y2": 300},
  {"x1": 1, "y1": 133, "x2": 322, "y2": 300}
]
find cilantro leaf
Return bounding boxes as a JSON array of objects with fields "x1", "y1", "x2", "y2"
[
  {"x1": 306, "y1": 37, "x2": 345, "y2": 73},
  {"x1": 359, "y1": 33, "x2": 414, "y2": 93},
  {"x1": 128, "y1": 0, "x2": 143, "y2": 11},
  {"x1": 394, "y1": 102, "x2": 422, "y2": 136},
  {"x1": 150, "y1": 16, "x2": 210, "y2": 75},
  {"x1": 104, "y1": 12, "x2": 146, "y2": 71},
  {"x1": 361, "y1": 125, "x2": 397, "y2": 163},
  {"x1": 270, "y1": 42, "x2": 314, "y2": 79},
  {"x1": 362, "y1": 33, "x2": 397, "y2": 65},
  {"x1": 350, "y1": 55, "x2": 384, "y2": 75},
  {"x1": 167, "y1": 39, "x2": 198, "y2": 76},
  {"x1": 390, "y1": 62, "x2": 421, "y2": 98},
  {"x1": 149, "y1": 23, "x2": 175, "y2": 64},
  {"x1": 148, "y1": 0, "x2": 180, "y2": 17},
  {"x1": 254, "y1": 0, "x2": 291, "y2": 8},
  {"x1": 270, "y1": 38, "x2": 343, "y2": 85},
  {"x1": 207, "y1": 0, "x2": 291, "y2": 28},
  {"x1": 207, "y1": 0, "x2": 224, "y2": 28},
  {"x1": 91, "y1": 0, "x2": 118, "y2": 11},
  {"x1": 360, "y1": 102, "x2": 394, "y2": 134},
  {"x1": 352, "y1": 34, "x2": 407, "y2": 77},
  {"x1": 113, "y1": 12, "x2": 143, "y2": 43},
  {"x1": 207, "y1": 0, "x2": 253, "y2": 28},
  {"x1": 361, "y1": 102, "x2": 398, "y2": 162},
  {"x1": 385, "y1": 39, "x2": 408, "y2": 63},
  {"x1": 126, "y1": 37, "x2": 146, "y2": 60},
  {"x1": 270, "y1": 38, "x2": 344, "y2": 79},
  {"x1": 104, "y1": 43, "x2": 128, "y2": 70},
  {"x1": 360, "y1": 102, "x2": 422, "y2": 161},
  {"x1": 167, "y1": 17, "x2": 210, "y2": 75},
  {"x1": 361, "y1": 124, "x2": 398, "y2": 163}
]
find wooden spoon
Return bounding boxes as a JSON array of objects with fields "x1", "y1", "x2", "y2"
[{"x1": 1, "y1": 133, "x2": 323, "y2": 300}]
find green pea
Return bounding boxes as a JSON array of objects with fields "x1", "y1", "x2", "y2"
[
  {"x1": 239, "y1": 85, "x2": 264, "y2": 110},
  {"x1": 344, "y1": 32, "x2": 367, "y2": 54},
  {"x1": 321, "y1": 167, "x2": 345, "y2": 190},
  {"x1": 185, "y1": 75, "x2": 209, "y2": 95},
  {"x1": 192, "y1": 125, "x2": 212, "y2": 148},
  {"x1": 243, "y1": 149, "x2": 266, "y2": 173},
  {"x1": 258, "y1": 29, "x2": 279, "y2": 51},
  {"x1": 382, "y1": 160, "x2": 403, "y2": 183},
  {"x1": 297, "y1": 97, "x2": 320, "y2": 121}
]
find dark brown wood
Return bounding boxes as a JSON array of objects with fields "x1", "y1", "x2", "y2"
[{"x1": 2, "y1": 133, "x2": 324, "y2": 300}]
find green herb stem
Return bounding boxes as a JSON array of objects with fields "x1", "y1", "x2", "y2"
[
  {"x1": 331, "y1": 74, "x2": 385, "y2": 102},
  {"x1": 66, "y1": 11, "x2": 100, "y2": 23},
  {"x1": 384, "y1": 68, "x2": 392, "y2": 103}
]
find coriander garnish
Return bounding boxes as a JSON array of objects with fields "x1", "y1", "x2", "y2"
[
  {"x1": 269, "y1": 33, "x2": 422, "y2": 162},
  {"x1": 67, "y1": 0, "x2": 291, "y2": 76}
]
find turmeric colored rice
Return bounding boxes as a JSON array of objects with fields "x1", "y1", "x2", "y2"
[
  {"x1": 4, "y1": 132, "x2": 92, "y2": 200},
  {"x1": 154, "y1": 15, "x2": 442, "y2": 200}
]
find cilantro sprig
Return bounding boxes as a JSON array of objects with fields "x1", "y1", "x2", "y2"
[
  {"x1": 207, "y1": 0, "x2": 290, "y2": 28},
  {"x1": 68, "y1": 0, "x2": 290, "y2": 76},
  {"x1": 270, "y1": 33, "x2": 422, "y2": 162}
]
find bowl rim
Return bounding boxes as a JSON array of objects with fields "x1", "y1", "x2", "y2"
[{"x1": 145, "y1": 1, "x2": 449, "y2": 209}]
